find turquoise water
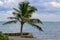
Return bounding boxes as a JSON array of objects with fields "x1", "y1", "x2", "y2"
[{"x1": 0, "y1": 22, "x2": 60, "y2": 39}]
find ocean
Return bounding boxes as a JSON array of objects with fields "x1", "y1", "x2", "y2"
[{"x1": 0, "y1": 22, "x2": 60, "y2": 39}]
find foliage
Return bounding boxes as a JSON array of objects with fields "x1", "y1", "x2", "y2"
[{"x1": 0, "y1": 32, "x2": 9, "y2": 40}]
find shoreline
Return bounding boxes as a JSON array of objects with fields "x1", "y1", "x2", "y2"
[{"x1": 9, "y1": 36, "x2": 40, "y2": 40}]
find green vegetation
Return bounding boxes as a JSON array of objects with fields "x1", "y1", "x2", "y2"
[
  {"x1": 3, "y1": 1, "x2": 43, "y2": 36},
  {"x1": 0, "y1": 32, "x2": 9, "y2": 40}
]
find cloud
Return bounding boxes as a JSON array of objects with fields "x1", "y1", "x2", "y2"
[
  {"x1": 0, "y1": 0, "x2": 25, "y2": 21},
  {"x1": 4, "y1": 0, "x2": 15, "y2": 3},
  {"x1": 32, "y1": 13, "x2": 60, "y2": 22},
  {"x1": 30, "y1": 1, "x2": 60, "y2": 14},
  {"x1": 0, "y1": 1, "x2": 3, "y2": 6},
  {"x1": 49, "y1": 2, "x2": 60, "y2": 8},
  {"x1": 0, "y1": 0, "x2": 60, "y2": 22},
  {"x1": 0, "y1": 0, "x2": 24, "y2": 11},
  {"x1": 0, "y1": 11, "x2": 13, "y2": 21},
  {"x1": 1, "y1": 11, "x2": 60, "y2": 22},
  {"x1": 35, "y1": 1, "x2": 60, "y2": 8}
]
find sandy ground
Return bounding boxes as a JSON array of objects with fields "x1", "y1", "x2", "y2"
[
  {"x1": 9, "y1": 36, "x2": 41, "y2": 40},
  {"x1": 9, "y1": 36, "x2": 60, "y2": 40}
]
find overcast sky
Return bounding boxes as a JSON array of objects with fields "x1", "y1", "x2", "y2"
[{"x1": 0, "y1": 0, "x2": 60, "y2": 22}]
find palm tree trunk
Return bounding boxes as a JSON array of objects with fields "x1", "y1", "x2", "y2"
[{"x1": 20, "y1": 22, "x2": 23, "y2": 36}]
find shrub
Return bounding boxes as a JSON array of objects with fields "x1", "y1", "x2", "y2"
[{"x1": 0, "y1": 32, "x2": 9, "y2": 40}]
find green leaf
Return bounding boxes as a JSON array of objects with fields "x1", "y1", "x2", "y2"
[
  {"x1": 3, "y1": 20, "x2": 17, "y2": 25},
  {"x1": 8, "y1": 17, "x2": 17, "y2": 19},
  {"x1": 28, "y1": 22, "x2": 43, "y2": 31},
  {"x1": 28, "y1": 19, "x2": 43, "y2": 24},
  {"x1": 27, "y1": 6, "x2": 37, "y2": 13},
  {"x1": 13, "y1": 12, "x2": 22, "y2": 19},
  {"x1": 13, "y1": 8, "x2": 20, "y2": 13},
  {"x1": 32, "y1": 24, "x2": 43, "y2": 31}
]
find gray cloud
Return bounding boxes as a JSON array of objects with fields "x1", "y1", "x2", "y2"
[{"x1": 0, "y1": 0, "x2": 60, "y2": 21}]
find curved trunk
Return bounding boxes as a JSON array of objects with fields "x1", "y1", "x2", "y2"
[{"x1": 20, "y1": 22, "x2": 24, "y2": 36}]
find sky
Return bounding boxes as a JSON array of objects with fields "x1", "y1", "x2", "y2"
[{"x1": 0, "y1": 0, "x2": 60, "y2": 22}]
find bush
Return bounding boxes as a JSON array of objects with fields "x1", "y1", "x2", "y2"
[{"x1": 0, "y1": 32, "x2": 9, "y2": 40}]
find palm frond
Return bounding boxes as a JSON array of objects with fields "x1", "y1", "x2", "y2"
[
  {"x1": 28, "y1": 22, "x2": 43, "y2": 31},
  {"x1": 19, "y1": 1, "x2": 29, "y2": 11},
  {"x1": 27, "y1": 6, "x2": 37, "y2": 13},
  {"x1": 28, "y1": 19, "x2": 43, "y2": 24},
  {"x1": 3, "y1": 20, "x2": 17, "y2": 25},
  {"x1": 8, "y1": 17, "x2": 17, "y2": 19},
  {"x1": 19, "y1": 2, "x2": 29, "y2": 16},
  {"x1": 13, "y1": 8, "x2": 20, "y2": 13},
  {"x1": 13, "y1": 12, "x2": 22, "y2": 19},
  {"x1": 32, "y1": 24, "x2": 43, "y2": 31},
  {"x1": 27, "y1": 19, "x2": 43, "y2": 31},
  {"x1": 13, "y1": 12, "x2": 19, "y2": 15},
  {"x1": 23, "y1": 6, "x2": 37, "y2": 18}
]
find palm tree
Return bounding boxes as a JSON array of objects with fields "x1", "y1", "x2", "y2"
[{"x1": 3, "y1": 1, "x2": 43, "y2": 36}]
